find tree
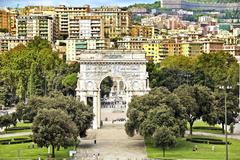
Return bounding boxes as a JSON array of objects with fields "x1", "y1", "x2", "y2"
[
  {"x1": 0, "y1": 36, "x2": 78, "y2": 104},
  {"x1": 205, "y1": 90, "x2": 240, "y2": 133},
  {"x1": 16, "y1": 96, "x2": 46, "y2": 122},
  {"x1": 62, "y1": 73, "x2": 78, "y2": 96},
  {"x1": 0, "y1": 114, "x2": 17, "y2": 130},
  {"x1": 16, "y1": 95, "x2": 94, "y2": 137},
  {"x1": 125, "y1": 87, "x2": 187, "y2": 139},
  {"x1": 45, "y1": 95, "x2": 94, "y2": 137},
  {"x1": 153, "y1": 126, "x2": 176, "y2": 157},
  {"x1": 195, "y1": 52, "x2": 239, "y2": 90},
  {"x1": 174, "y1": 84, "x2": 214, "y2": 135},
  {"x1": 32, "y1": 108, "x2": 78, "y2": 158}
]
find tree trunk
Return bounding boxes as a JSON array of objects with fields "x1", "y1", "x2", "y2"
[
  {"x1": 163, "y1": 147, "x2": 165, "y2": 157},
  {"x1": 57, "y1": 144, "x2": 60, "y2": 151},
  {"x1": 52, "y1": 144, "x2": 55, "y2": 158},
  {"x1": 190, "y1": 121, "x2": 194, "y2": 136},
  {"x1": 222, "y1": 123, "x2": 225, "y2": 134}
]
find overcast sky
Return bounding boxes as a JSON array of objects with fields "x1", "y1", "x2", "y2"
[{"x1": 0, "y1": 0, "x2": 157, "y2": 8}]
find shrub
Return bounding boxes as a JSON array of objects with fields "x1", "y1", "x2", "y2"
[
  {"x1": 0, "y1": 139, "x2": 11, "y2": 143},
  {"x1": 10, "y1": 139, "x2": 32, "y2": 144},
  {"x1": 193, "y1": 126, "x2": 222, "y2": 131},
  {"x1": 14, "y1": 137, "x2": 29, "y2": 141},
  {"x1": 0, "y1": 141, "x2": 10, "y2": 145},
  {"x1": 186, "y1": 137, "x2": 231, "y2": 145},
  {"x1": 5, "y1": 126, "x2": 31, "y2": 131},
  {"x1": 188, "y1": 137, "x2": 222, "y2": 142}
]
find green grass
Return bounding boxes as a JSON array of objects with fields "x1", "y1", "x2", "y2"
[
  {"x1": 3, "y1": 122, "x2": 32, "y2": 134},
  {"x1": 0, "y1": 136, "x2": 74, "y2": 159},
  {"x1": 146, "y1": 135, "x2": 240, "y2": 160},
  {"x1": 16, "y1": 122, "x2": 32, "y2": 127},
  {"x1": 188, "y1": 120, "x2": 224, "y2": 134}
]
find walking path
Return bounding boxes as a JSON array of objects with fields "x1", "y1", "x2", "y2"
[
  {"x1": 76, "y1": 124, "x2": 147, "y2": 160},
  {"x1": 0, "y1": 132, "x2": 32, "y2": 138},
  {"x1": 186, "y1": 131, "x2": 240, "y2": 140}
]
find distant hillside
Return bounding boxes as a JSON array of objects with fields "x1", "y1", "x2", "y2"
[
  {"x1": 127, "y1": 1, "x2": 160, "y2": 10},
  {"x1": 186, "y1": 0, "x2": 240, "y2": 3}
]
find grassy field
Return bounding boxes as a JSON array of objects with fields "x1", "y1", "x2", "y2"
[
  {"x1": 188, "y1": 120, "x2": 224, "y2": 134},
  {"x1": 16, "y1": 122, "x2": 32, "y2": 127},
  {"x1": 146, "y1": 135, "x2": 240, "y2": 160},
  {"x1": 3, "y1": 122, "x2": 32, "y2": 134},
  {"x1": 0, "y1": 136, "x2": 74, "y2": 159}
]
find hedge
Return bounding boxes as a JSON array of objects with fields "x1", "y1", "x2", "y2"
[
  {"x1": 186, "y1": 138, "x2": 231, "y2": 145},
  {"x1": 5, "y1": 126, "x2": 31, "y2": 131},
  {"x1": 0, "y1": 139, "x2": 11, "y2": 143},
  {"x1": 193, "y1": 126, "x2": 222, "y2": 131},
  {"x1": 0, "y1": 141, "x2": 10, "y2": 145},
  {"x1": 14, "y1": 137, "x2": 29, "y2": 141},
  {"x1": 188, "y1": 137, "x2": 222, "y2": 142},
  {"x1": 10, "y1": 139, "x2": 32, "y2": 144},
  {"x1": 0, "y1": 136, "x2": 32, "y2": 145}
]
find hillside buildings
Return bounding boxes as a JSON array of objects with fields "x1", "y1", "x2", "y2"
[
  {"x1": 160, "y1": 0, "x2": 240, "y2": 10},
  {"x1": 55, "y1": 5, "x2": 90, "y2": 38},
  {"x1": 0, "y1": 3, "x2": 240, "y2": 63},
  {"x1": 0, "y1": 9, "x2": 17, "y2": 34},
  {"x1": 92, "y1": 7, "x2": 131, "y2": 38},
  {"x1": 68, "y1": 15, "x2": 104, "y2": 39},
  {"x1": 16, "y1": 14, "x2": 58, "y2": 42}
]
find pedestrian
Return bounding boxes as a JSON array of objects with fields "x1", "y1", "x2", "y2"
[
  {"x1": 195, "y1": 145, "x2": 198, "y2": 151},
  {"x1": 212, "y1": 145, "x2": 215, "y2": 152}
]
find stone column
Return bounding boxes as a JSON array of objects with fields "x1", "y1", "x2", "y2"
[
  {"x1": 97, "y1": 89, "x2": 101, "y2": 128},
  {"x1": 92, "y1": 94, "x2": 98, "y2": 129}
]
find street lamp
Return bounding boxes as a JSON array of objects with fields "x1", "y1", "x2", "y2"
[{"x1": 219, "y1": 85, "x2": 232, "y2": 160}]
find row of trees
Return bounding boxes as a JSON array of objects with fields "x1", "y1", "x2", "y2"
[
  {"x1": 16, "y1": 92, "x2": 94, "y2": 157},
  {"x1": 148, "y1": 52, "x2": 239, "y2": 93},
  {"x1": 0, "y1": 37, "x2": 79, "y2": 107},
  {"x1": 126, "y1": 52, "x2": 239, "y2": 157},
  {"x1": 126, "y1": 85, "x2": 239, "y2": 157}
]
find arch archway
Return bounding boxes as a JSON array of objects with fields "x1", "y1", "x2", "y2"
[
  {"x1": 76, "y1": 50, "x2": 150, "y2": 129},
  {"x1": 100, "y1": 76, "x2": 127, "y2": 124}
]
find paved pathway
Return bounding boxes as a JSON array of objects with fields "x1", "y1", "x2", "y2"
[
  {"x1": 76, "y1": 124, "x2": 147, "y2": 160},
  {"x1": 0, "y1": 132, "x2": 32, "y2": 138},
  {"x1": 186, "y1": 131, "x2": 240, "y2": 140}
]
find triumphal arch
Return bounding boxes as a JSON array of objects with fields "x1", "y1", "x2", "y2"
[{"x1": 76, "y1": 50, "x2": 150, "y2": 129}]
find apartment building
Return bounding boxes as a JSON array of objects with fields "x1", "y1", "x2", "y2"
[
  {"x1": 117, "y1": 36, "x2": 147, "y2": 50},
  {"x1": 202, "y1": 41, "x2": 224, "y2": 53},
  {"x1": 16, "y1": 14, "x2": 58, "y2": 43},
  {"x1": 130, "y1": 25, "x2": 156, "y2": 38},
  {"x1": 181, "y1": 42, "x2": 203, "y2": 56},
  {"x1": 143, "y1": 39, "x2": 168, "y2": 63},
  {"x1": 0, "y1": 36, "x2": 30, "y2": 52},
  {"x1": 224, "y1": 45, "x2": 240, "y2": 56},
  {"x1": 93, "y1": 7, "x2": 131, "y2": 38},
  {"x1": 68, "y1": 15, "x2": 104, "y2": 39},
  {"x1": 63, "y1": 39, "x2": 108, "y2": 62},
  {"x1": 55, "y1": 5, "x2": 90, "y2": 38},
  {"x1": 0, "y1": 9, "x2": 17, "y2": 34}
]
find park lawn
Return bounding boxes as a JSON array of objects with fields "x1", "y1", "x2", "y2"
[
  {"x1": 16, "y1": 122, "x2": 32, "y2": 127},
  {"x1": 188, "y1": 120, "x2": 224, "y2": 134},
  {"x1": 0, "y1": 135, "x2": 74, "y2": 159},
  {"x1": 4, "y1": 122, "x2": 32, "y2": 134},
  {"x1": 145, "y1": 136, "x2": 240, "y2": 160}
]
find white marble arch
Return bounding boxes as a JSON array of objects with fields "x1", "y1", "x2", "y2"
[{"x1": 76, "y1": 50, "x2": 150, "y2": 129}]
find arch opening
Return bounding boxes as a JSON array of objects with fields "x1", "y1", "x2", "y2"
[{"x1": 100, "y1": 76, "x2": 127, "y2": 126}]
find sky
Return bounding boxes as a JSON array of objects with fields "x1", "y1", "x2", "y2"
[{"x1": 0, "y1": 0, "x2": 156, "y2": 8}]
